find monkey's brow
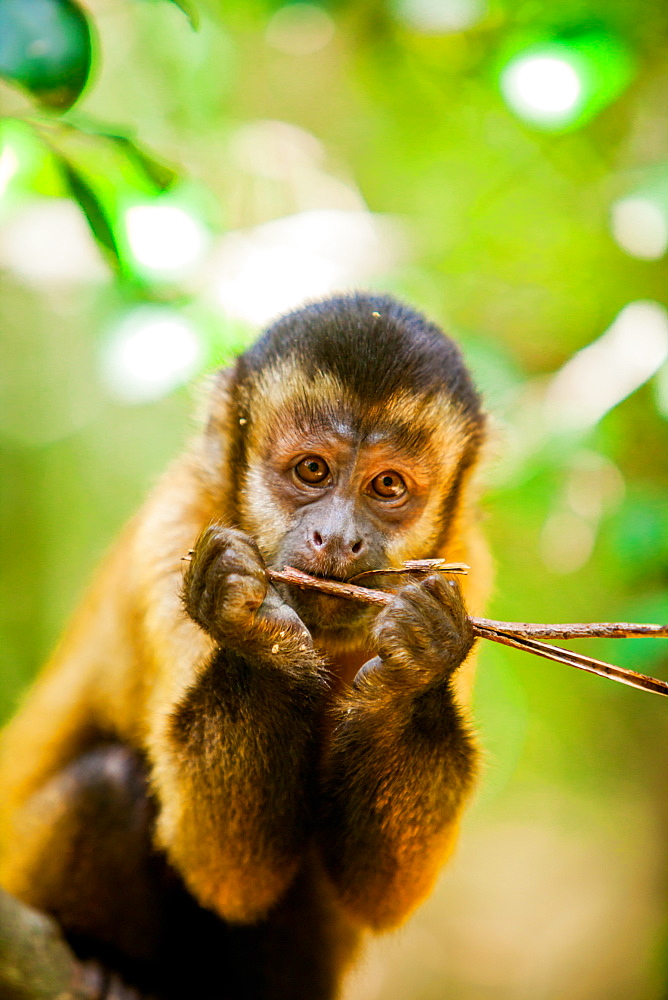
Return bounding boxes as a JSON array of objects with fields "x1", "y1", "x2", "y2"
[
  {"x1": 362, "y1": 419, "x2": 432, "y2": 456},
  {"x1": 282, "y1": 410, "x2": 433, "y2": 458}
]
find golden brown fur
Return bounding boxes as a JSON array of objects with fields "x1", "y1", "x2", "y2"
[{"x1": 0, "y1": 293, "x2": 491, "y2": 1000}]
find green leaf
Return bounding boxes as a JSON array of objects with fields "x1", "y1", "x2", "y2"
[
  {"x1": 27, "y1": 119, "x2": 178, "y2": 276},
  {"x1": 167, "y1": 0, "x2": 200, "y2": 29},
  {"x1": 60, "y1": 161, "x2": 122, "y2": 272},
  {"x1": 36, "y1": 119, "x2": 176, "y2": 193},
  {"x1": 102, "y1": 133, "x2": 177, "y2": 191}
]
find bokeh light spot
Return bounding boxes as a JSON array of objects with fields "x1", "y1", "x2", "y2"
[
  {"x1": 544, "y1": 301, "x2": 668, "y2": 431},
  {"x1": 265, "y1": 4, "x2": 335, "y2": 56},
  {"x1": 540, "y1": 510, "x2": 596, "y2": 575},
  {"x1": 0, "y1": 197, "x2": 107, "y2": 284},
  {"x1": 611, "y1": 196, "x2": 668, "y2": 260},
  {"x1": 102, "y1": 307, "x2": 204, "y2": 403},
  {"x1": 501, "y1": 55, "x2": 582, "y2": 122},
  {"x1": 394, "y1": 0, "x2": 486, "y2": 34},
  {"x1": 208, "y1": 209, "x2": 405, "y2": 327},
  {"x1": 500, "y1": 32, "x2": 633, "y2": 131},
  {"x1": 0, "y1": 143, "x2": 20, "y2": 199},
  {"x1": 124, "y1": 203, "x2": 209, "y2": 279}
]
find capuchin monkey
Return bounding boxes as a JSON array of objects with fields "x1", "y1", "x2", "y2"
[{"x1": 0, "y1": 293, "x2": 491, "y2": 1000}]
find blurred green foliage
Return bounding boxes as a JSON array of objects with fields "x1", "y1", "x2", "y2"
[{"x1": 0, "y1": 0, "x2": 667, "y2": 997}]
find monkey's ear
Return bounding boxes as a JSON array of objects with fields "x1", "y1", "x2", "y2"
[
  {"x1": 204, "y1": 367, "x2": 236, "y2": 435},
  {"x1": 195, "y1": 367, "x2": 238, "y2": 487}
]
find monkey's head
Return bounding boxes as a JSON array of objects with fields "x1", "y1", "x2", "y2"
[{"x1": 209, "y1": 293, "x2": 485, "y2": 644}]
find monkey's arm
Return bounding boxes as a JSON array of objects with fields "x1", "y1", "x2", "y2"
[
  {"x1": 318, "y1": 576, "x2": 478, "y2": 930},
  {"x1": 0, "y1": 457, "x2": 327, "y2": 925},
  {"x1": 150, "y1": 524, "x2": 330, "y2": 923}
]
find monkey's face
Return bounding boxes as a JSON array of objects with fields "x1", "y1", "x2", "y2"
[
  {"x1": 253, "y1": 427, "x2": 428, "y2": 631},
  {"x1": 237, "y1": 381, "x2": 476, "y2": 641}
]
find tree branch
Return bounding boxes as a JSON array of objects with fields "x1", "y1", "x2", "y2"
[{"x1": 0, "y1": 889, "x2": 141, "y2": 1000}]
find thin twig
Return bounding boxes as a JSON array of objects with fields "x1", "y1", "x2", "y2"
[
  {"x1": 268, "y1": 568, "x2": 668, "y2": 636},
  {"x1": 269, "y1": 566, "x2": 391, "y2": 606},
  {"x1": 349, "y1": 559, "x2": 469, "y2": 581},
  {"x1": 267, "y1": 566, "x2": 668, "y2": 698},
  {"x1": 472, "y1": 618, "x2": 668, "y2": 640},
  {"x1": 473, "y1": 627, "x2": 668, "y2": 698}
]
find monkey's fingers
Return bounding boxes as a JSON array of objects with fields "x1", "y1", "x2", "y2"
[
  {"x1": 183, "y1": 526, "x2": 268, "y2": 637},
  {"x1": 371, "y1": 576, "x2": 474, "y2": 675}
]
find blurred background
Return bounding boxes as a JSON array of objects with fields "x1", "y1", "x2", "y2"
[{"x1": 1, "y1": 0, "x2": 667, "y2": 996}]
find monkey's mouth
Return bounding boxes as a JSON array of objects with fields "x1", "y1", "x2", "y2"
[{"x1": 271, "y1": 564, "x2": 378, "y2": 630}]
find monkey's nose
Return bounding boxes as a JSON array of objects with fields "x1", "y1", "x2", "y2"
[{"x1": 311, "y1": 531, "x2": 365, "y2": 558}]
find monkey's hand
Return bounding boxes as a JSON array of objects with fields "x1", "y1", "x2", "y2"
[
  {"x1": 361, "y1": 573, "x2": 475, "y2": 686},
  {"x1": 182, "y1": 524, "x2": 311, "y2": 654},
  {"x1": 165, "y1": 525, "x2": 328, "y2": 922}
]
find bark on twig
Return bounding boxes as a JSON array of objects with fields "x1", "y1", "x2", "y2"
[
  {"x1": 269, "y1": 566, "x2": 392, "y2": 607},
  {"x1": 470, "y1": 619, "x2": 668, "y2": 640}
]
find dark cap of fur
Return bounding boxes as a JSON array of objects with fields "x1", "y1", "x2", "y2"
[{"x1": 236, "y1": 293, "x2": 483, "y2": 419}]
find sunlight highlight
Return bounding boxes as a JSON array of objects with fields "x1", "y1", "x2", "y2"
[
  {"x1": 501, "y1": 55, "x2": 582, "y2": 123},
  {"x1": 209, "y1": 209, "x2": 405, "y2": 327},
  {"x1": 124, "y1": 203, "x2": 209, "y2": 279},
  {"x1": 395, "y1": 0, "x2": 487, "y2": 33},
  {"x1": 102, "y1": 307, "x2": 203, "y2": 403},
  {"x1": 0, "y1": 143, "x2": 20, "y2": 199},
  {"x1": 266, "y1": 4, "x2": 335, "y2": 55},
  {"x1": 0, "y1": 198, "x2": 107, "y2": 284},
  {"x1": 611, "y1": 196, "x2": 668, "y2": 260},
  {"x1": 544, "y1": 301, "x2": 668, "y2": 431}
]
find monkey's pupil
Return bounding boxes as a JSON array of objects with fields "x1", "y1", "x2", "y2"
[
  {"x1": 296, "y1": 457, "x2": 329, "y2": 484},
  {"x1": 371, "y1": 471, "x2": 405, "y2": 499}
]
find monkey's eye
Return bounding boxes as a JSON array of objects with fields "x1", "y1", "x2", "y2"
[
  {"x1": 370, "y1": 471, "x2": 406, "y2": 500},
  {"x1": 295, "y1": 456, "x2": 330, "y2": 485}
]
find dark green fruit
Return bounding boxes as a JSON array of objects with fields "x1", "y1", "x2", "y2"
[{"x1": 0, "y1": 0, "x2": 93, "y2": 110}]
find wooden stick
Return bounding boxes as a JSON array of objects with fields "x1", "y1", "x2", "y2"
[
  {"x1": 268, "y1": 568, "x2": 668, "y2": 637},
  {"x1": 267, "y1": 566, "x2": 668, "y2": 698},
  {"x1": 473, "y1": 628, "x2": 668, "y2": 698},
  {"x1": 472, "y1": 618, "x2": 668, "y2": 640},
  {"x1": 269, "y1": 566, "x2": 392, "y2": 606},
  {"x1": 350, "y1": 559, "x2": 469, "y2": 581}
]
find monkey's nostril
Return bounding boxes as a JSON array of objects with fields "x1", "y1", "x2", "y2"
[
  {"x1": 351, "y1": 540, "x2": 363, "y2": 554},
  {"x1": 313, "y1": 532, "x2": 323, "y2": 547}
]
